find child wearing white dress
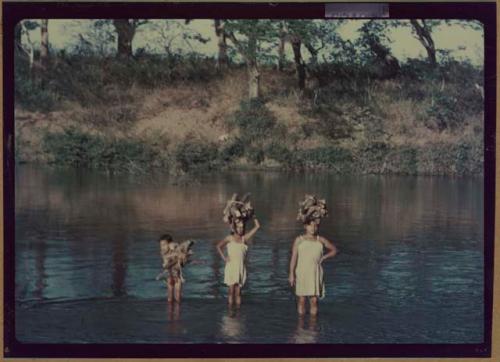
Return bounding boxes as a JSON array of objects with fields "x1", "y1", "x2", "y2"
[
  {"x1": 217, "y1": 218, "x2": 260, "y2": 306},
  {"x1": 289, "y1": 219, "x2": 337, "y2": 316}
]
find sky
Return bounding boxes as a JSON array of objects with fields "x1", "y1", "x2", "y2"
[{"x1": 23, "y1": 19, "x2": 484, "y2": 66}]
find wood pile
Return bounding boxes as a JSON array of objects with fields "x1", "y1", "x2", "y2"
[
  {"x1": 156, "y1": 240, "x2": 194, "y2": 281},
  {"x1": 222, "y1": 193, "x2": 254, "y2": 225},
  {"x1": 297, "y1": 194, "x2": 328, "y2": 223}
]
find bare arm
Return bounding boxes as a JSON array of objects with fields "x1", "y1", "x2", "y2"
[
  {"x1": 244, "y1": 218, "x2": 261, "y2": 243},
  {"x1": 288, "y1": 237, "x2": 300, "y2": 286},
  {"x1": 320, "y1": 237, "x2": 337, "y2": 263},
  {"x1": 216, "y1": 237, "x2": 230, "y2": 262}
]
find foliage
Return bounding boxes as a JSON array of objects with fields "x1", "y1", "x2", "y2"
[
  {"x1": 300, "y1": 147, "x2": 354, "y2": 172},
  {"x1": 219, "y1": 138, "x2": 245, "y2": 162},
  {"x1": 246, "y1": 146, "x2": 265, "y2": 165},
  {"x1": 14, "y1": 52, "x2": 218, "y2": 111},
  {"x1": 227, "y1": 99, "x2": 277, "y2": 144},
  {"x1": 265, "y1": 142, "x2": 296, "y2": 167},
  {"x1": 42, "y1": 127, "x2": 168, "y2": 172},
  {"x1": 174, "y1": 135, "x2": 219, "y2": 171}
]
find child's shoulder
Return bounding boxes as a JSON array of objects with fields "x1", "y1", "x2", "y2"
[{"x1": 293, "y1": 235, "x2": 304, "y2": 245}]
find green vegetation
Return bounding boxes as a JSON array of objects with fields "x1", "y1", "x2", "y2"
[
  {"x1": 15, "y1": 19, "x2": 484, "y2": 175},
  {"x1": 42, "y1": 127, "x2": 170, "y2": 173}
]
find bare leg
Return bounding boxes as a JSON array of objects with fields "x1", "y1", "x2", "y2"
[
  {"x1": 310, "y1": 296, "x2": 318, "y2": 316},
  {"x1": 297, "y1": 296, "x2": 306, "y2": 316},
  {"x1": 173, "y1": 301, "x2": 180, "y2": 320},
  {"x1": 309, "y1": 313, "x2": 317, "y2": 330},
  {"x1": 234, "y1": 284, "x2": 241, "y2": 306},
  {"x1": 167, "y1": 277, "x2": 174, "y2": 303},
  {"x1": 228, "y1": 285, "x2": 234, "y2": 306},
  {"x1": 174, "y1": 278, "x2": 182, "y2": 303}
]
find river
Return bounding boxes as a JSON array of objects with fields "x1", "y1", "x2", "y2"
[{"x1": 15, "y1": 165, "x2": 484, "y2": 343}]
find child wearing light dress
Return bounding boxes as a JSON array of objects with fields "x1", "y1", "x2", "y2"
[
  {"x1": 216, "y1": 218, "x2": 260, "y2": 306},
  {"x1": 289, "y1": 196, "x2": 337, "y2": 315}
]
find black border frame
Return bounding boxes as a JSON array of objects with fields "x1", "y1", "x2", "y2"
[{"x1": 3, "y1": 2, "x2": 496, "y2": 358}]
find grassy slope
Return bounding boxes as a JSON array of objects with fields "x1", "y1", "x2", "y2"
[{"x1": 15, "y1": 66, "x2": 483, "y2": 175}]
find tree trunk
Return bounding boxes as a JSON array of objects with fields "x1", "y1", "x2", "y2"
[
  {"x1": 277, "y1": 29, "x2": 286, "y2": 71},
  {"x1": 15, "y1": 23, "x2": 23, "y2": 53},
  {"x1": 248, "y1": 63, "x2": 260, "y2": 99},
  {"x1": 40, "y1": 19, "x2": 49, "y2": 66},
  {"x1": 291, "y1": 39, "x2": 305, "y2": 91},
  {"x1": 113, "y1": 20, "x2": 135, "y2": 58},
  {"x1": 424, "y1": 43, "x2": 437, "y2": 66},
  {"x1": 214, "y1": 20, "x2": 228, "y2": 69},
  {"x1": 410, "y1": 20, "x2": 437, "y2": 67},
  {"x1": 246, "y1": 33, "x2": 260, "y2": 99}
]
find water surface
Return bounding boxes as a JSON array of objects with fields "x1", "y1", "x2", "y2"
[{"x1": 15, "y1": 165, "x2": 484, "y2": 343}]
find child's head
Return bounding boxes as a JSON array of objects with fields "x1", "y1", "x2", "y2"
[
  {"x1": 158, "y1": 234, "x2": 173, "y2": 248},
  {"x1": 304, "y1": 219, "x2": 320, "y2": 235},
  {"x1": 231, "y1": 219, "x2": 246, "y2": 236}
]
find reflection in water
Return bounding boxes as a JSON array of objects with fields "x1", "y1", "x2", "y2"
[
  {"x1": 210, "y1": 244, "x2": 221, "y2": 298},
  {"x1": 291, "y1": 315, "x2": 319, "y2": 344},
  {"x1": 112, "y1": 235, "x2": 127, "y2": 297},
  {"x1": 34, "y1": 240, "x2": 47, "y2": 299},
  {"x1": 166, "y1": 302, "x2": 182, "y2": 336},
  {"x1": 221, "y1": 308, "x2": 244, "y2": 341},
  {"x1": 15, "y1": 166, "x2": 484, "y2": 343}
]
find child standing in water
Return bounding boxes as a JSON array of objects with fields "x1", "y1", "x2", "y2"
[
  {"x1": 157, "y1": 234, "x2": 194, "y2": 303},
  {"x1": 289, "y1": 195, "x2": 337, "y2": 315},
  {"x1": 217, "y1": 218, "x2": 260, "y2": 306}
]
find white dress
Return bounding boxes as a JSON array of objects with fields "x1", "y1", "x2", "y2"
[
  {"x1": 295, "y1": 236, "x2": 325, "y2": 298},
  {"x1": 224, "y1": 239, "x2": 248, "y2": 287}
]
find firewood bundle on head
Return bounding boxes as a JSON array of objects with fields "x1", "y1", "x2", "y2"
[
  {"x1": 297, "y1": 194, "x2": 328, "y2": 224},
  {"x1": 222, "y1": 193, "x2": 254, "y2": 226},
  {"x1": 157, "y1": 240, "x2": 195, "y2": 281}
]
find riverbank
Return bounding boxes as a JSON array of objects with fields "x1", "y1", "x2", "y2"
[{"x1": 15, "y1": 60, "x2": 484, "y2": 175}]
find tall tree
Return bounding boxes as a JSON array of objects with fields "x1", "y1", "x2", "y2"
[
  {"x1": 281, "y1": 20, "x2": 339, "y2": 91},
  {"x1": 71, "y1": 20, "x2": 116, "y2": 56},
  {"x1": 358, "y1": 20, "x2": 400, "y2": 77},
  {"x1": 16, "y1": 20, "x2": 39, "y2": 71},
  {"x1": 277, "y1": 22, "x2": 286, "y2": 71},
  {"x1": 145, "y1": 20, "x2": 209, "y2": 56},
  {"x1": 225, "y1": 20, "x2": 279, "y2": 99},
  {"x1": 409, "y1": 20, "x2": 437, "y2": 67},
  {"x1": 290, "y1": 37, "x2": 306, "y2": 91},
  {"x1": 15, "y1": 23, "x2": 23, "y2": 53},
  {"x1": 214, "y1": 20, "x2": 228, "y2": 69},
  {"x1": 40, "y1": 19, "x2": 49, "y2": 66},
  {"x1": 112, "y1": 19, "x2": 148, "y2": 58}
]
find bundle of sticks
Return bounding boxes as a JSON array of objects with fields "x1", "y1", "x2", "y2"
[
  {"x1": 222, "y1": 193, "x2": 254, "y2": 225},
  {"x1": 156, "y1": 240, "x2": 195, "y2": 282},
  {"x1": 297, "y1": 194, "x2": 328, "y2": 223}
]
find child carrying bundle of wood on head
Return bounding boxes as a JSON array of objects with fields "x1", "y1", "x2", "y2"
[
  {"x1": 216, "y1": 193, "x2": 260, "y2": 307},
  {"x1": 156, "y1": 234, "x2": 194, "y2": 303},
  {"x1": 289, "y1": 194, "x2": 338, "y2": 316}
]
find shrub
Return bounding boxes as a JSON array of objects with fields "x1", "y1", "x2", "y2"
[
  {"x1": 246, "y1": 146, "x2": 265, "y2": 165},
  {"x1": 227, "y1": 99, "x2": 276, "y2": 144},
  {"x1": 300, "y1": 146, "x2": 354, "y2": 172},
  {"x1": 417, "y1": 141, "x2": 483, "y2": 175},
  {"x1": 42, "y1": 127, "x2": 167, "y2": 172},
  {"x1": 174, "y1": 135, "x2": 219, "y2": 171},
  {"x1": 384, "y1": 146, "x2": 418, "y2": 175},
  {"x1": 15, "y1": 52, "x2": 219, "y2": 111},
  {"x1": 219, "y1": 138, "x2": 245, "y2": 162}
]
